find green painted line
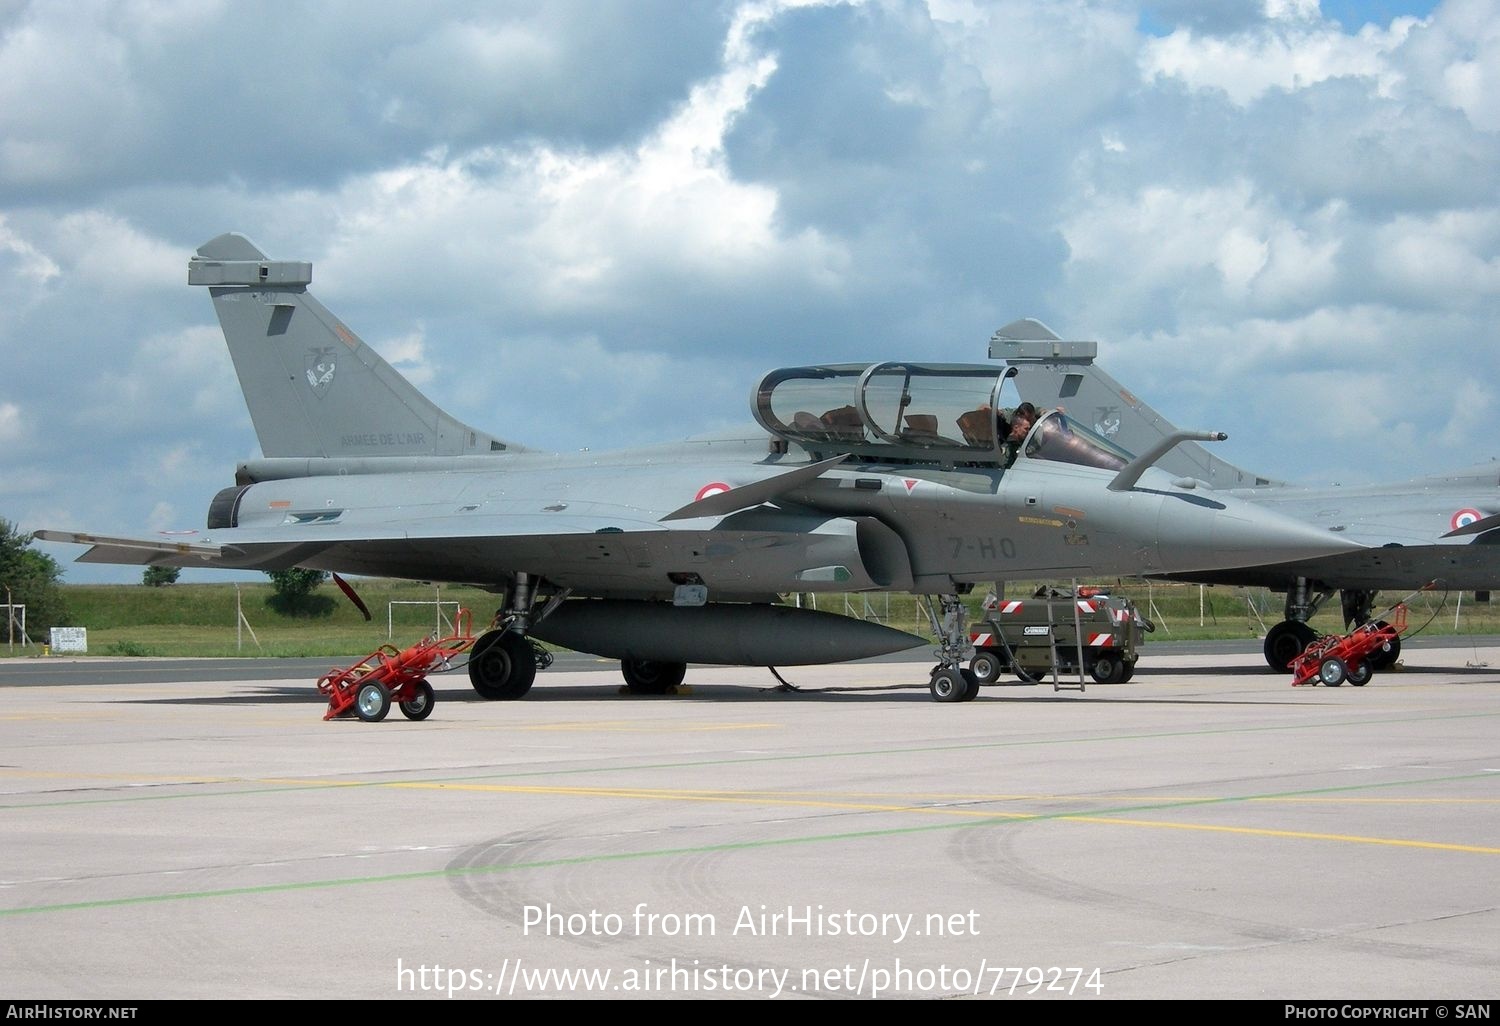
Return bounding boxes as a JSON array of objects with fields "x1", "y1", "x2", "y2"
[
  {"x1": 0, "y1": 816, "x2": 1012, "y2": 917},
  {"x1": 3, "y1": 770, "x2": 1496, "y2": 919}
]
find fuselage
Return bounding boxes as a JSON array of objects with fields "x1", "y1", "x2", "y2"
[{"x1": 204, "y1": 418, "x2": 1361, "y2": 600}]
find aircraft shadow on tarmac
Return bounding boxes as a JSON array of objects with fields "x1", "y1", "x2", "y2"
[
  {"x1": 1142, "y1": 662, "x2": 1500, "y2": 678},
  {"x1": 118, "y1": 686, "x2": 326, "y2": 706},
  {"x1": 106, "y1": 677, "x2": 1422, "y2": 710}
]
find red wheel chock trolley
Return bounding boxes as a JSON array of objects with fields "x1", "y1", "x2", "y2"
[
  {"x1": 1290, "y1": 603, "x2": 1407, "y2": 688},
  {"x1": 318, "y1": 608, "x2": 476, "y2": 721}
]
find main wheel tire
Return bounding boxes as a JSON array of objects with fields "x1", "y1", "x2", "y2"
[
  {"x1": 1089, "y1": 653, "x2": 1125, "y2": 684},
  {"x1": 1264, "y1": 620, "x2": 1318, "y2": 672},
  {"x1": 399, "y1": 679, "x2": 436, "y2": 720},
  {"x1": 355, "y1": 681, "x2": 391, "y2": 722},
  {"x1": 1367, "y1": 625, "x2": 1401, "y2": 670},
  {"x1": 621, "y1": 659, "x2": 686, "y2": 695},
  {"x1": 1117, "y1": 660, "x2": 1136, "y2": 683},
  {"x1": 468, "y1": 630, "x2": 538, "y2": 700},
  {"x1": 1318, "y1": 656, "x2": 1347, "y2": 687},
  {"x1": 969, "y1": 650, "x2": 1005, "y2": 683},
  {"x1": 1346, "y1": 662, "x2": 1373, "y2": 687},
  {"x1": 930, "y1": 667, "x2": 968, "y2": 703},
  {"x1": 959, "y1": 668, "x2": 981, "y2": 702}
]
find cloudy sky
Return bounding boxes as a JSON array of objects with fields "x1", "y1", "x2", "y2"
[{"x1": 3, "y1": 0, "x2": 1494, "y2": 583}]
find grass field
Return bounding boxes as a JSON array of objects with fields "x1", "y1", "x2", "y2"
[{"x1": 6, "y1": 577, "x2": 1495, "y2": 659}]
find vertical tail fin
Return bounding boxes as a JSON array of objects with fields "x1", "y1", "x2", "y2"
[
  {"x1": 994, "y1": 319, "x2": 1280, "y2": 489},
  {"x1": 189, "y1": 232, "x2": 522, "y2": 459}
]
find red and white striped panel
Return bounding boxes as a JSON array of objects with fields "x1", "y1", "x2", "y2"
[
  {"x1": 1087, "y1": 633, "x2": 1114, "y2": 647},
  {"x1": 970, "y1": 631, "x2": 995, "y2": 646},
  {"x1": 994, "y1": 600, "x2": 1024, "y2": 615}
]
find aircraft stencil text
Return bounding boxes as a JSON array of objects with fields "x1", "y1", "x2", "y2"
[{"x1": 948, "y1": 536, "x2": 1018, "y2": 560}]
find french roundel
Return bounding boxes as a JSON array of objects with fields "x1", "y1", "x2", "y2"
[
  {"x1": 1451, "y1": 508, "x2": 1483, "y2": 531},
  {"x1": 695, "y1": 482, "x2": 732, "y2": 501}
]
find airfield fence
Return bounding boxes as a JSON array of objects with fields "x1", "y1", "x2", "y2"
[
  {"x1": 3, "y1": 602, "x2": 28, "y2": 651},
  {"x1": 46, "y1": 578, "x2": 1493, "y2": 659}
]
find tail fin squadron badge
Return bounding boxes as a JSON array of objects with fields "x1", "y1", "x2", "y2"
[{"x1": 305, "y1": 346, "x2": 337, "y2": 398}]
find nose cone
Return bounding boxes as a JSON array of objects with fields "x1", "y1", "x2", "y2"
[{"x1": 1156, "y1": 491, "x2": 1364, "y2": 573}]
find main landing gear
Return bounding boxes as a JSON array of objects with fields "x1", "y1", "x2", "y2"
[
  {"x1": 620, "y1": 659, "x2": 687, "y2": 695},
  {"x1": 1262, "y1": 581, "x2": 1401, "y2": 672},
  {"x1": 923, "y1": 593, "x2": 980, "y2": 703},
  {"x1": 1263, "y1": 619, "x2": 1318, "y2": 673},
  {"x1": 462, "y1": 573, "x2": 692, "y2": 699},
  {"x1": 468, "y1": 573, "x2": 559, "y2": 701}
]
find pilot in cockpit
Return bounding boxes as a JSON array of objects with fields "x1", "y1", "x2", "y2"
[
  {"x1": 999, "y1": 402, "x2": 1038, "y2": 465},
  {"x1": 1007, "y1": 402, "x2": 1039, "y2": 444}
]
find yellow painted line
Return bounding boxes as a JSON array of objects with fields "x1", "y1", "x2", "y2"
[
  {"x1": 3, "y1": 768, "x2": 1494, "y2": 855},
  {"x1": 1065, "y1": 816, "x2": 1500, "y2": 855},
  {"x1": 499, "y1": 721, "x2": 782, "y2": 733},
  {"x1": 737, "y1": 789, "x2": 1500, "y2": 806},
  {"x1": 373, "y1": 781, "x2": 1500, "y2": 854},
  {"x1": 1252, "y1": 796, "x2": 1500, "y2": 805},
  {"x1": 383, "y1": 780, "x2": 1012, "y2": 817},
  {"x1": 3, "y1": 771, "x2": 1492, "y2": 810}
]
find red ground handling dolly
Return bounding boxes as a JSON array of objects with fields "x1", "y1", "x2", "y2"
[
  {"x1": 318, "y1": 609, "x2": 476, "y2": 721},
  {"x1": 1290, "y1": 604, "x2": 1407, "y2": 687}
]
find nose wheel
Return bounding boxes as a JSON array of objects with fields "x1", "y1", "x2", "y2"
[
  {"x1": 924, "y1": 593, "x2": 980, "y2": 702},
  {"x1": 930, "y1": 666, "x2": 980, "y2": 702}
]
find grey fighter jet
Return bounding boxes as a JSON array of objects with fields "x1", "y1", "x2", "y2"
[
  {"x1": 40, "y1": 235, "x2": 1362, "y2": 702},
  {"x1": 998, "y1": 319, "x2": 1500, "y2": 672}
]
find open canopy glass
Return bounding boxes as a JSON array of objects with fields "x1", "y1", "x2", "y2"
[{"x1": 752, "y1": 362, "x2": 1134, "y2": 470}]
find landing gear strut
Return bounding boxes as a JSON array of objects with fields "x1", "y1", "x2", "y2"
[
  {"x1": 923, "y1": 593, "x2": 979, "y2": 703},
  {"x1": 1341, "y1": 588, "x2": 1401, "y2": 669},
  {"x1": 467, "y1": 572, "x2": 561, "y2": 700}
]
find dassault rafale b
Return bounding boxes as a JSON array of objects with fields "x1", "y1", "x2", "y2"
[
  {"x1": 997, "y1": 319, "x2": 1500, "y2": 673},
  {"x1": 41, "y1": 234, "x2": 1362, "y2": 702}
]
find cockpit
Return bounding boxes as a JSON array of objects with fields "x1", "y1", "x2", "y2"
[{"x1": 752, "y1": 362, "x2": 1134, "y2": 471}]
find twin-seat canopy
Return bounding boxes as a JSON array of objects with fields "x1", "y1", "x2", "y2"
[{"x1": 752, "y1": 361, "x2": 1132, "y2": 472}]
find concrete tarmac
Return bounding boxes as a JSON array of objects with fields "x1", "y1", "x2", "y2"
[{"x1": 2, "y1": 645, "x2": 1498, "y2": 1001}]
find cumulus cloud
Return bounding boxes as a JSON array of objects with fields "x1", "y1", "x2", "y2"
[
  {"x1": 1141, "y1": 4, "x2": 1420, "y2": 105},
  {"x1": 375, "y1": 328, "x2": 436, "y2": 387},
  {"x1": 1059, "y1": 181, "x2": 1348, "y2": 327},
  {"x1": 0, "y1": 216, "x2": 60, "y2": 305},
  {"x1": 1369, "y1": 209, "x2": 1500, "y2": 308},
  {"x1": 0, "y1": 400, "x2": 22, "y2": 445},
  {"x1": 73, "y1": 325, "x2": 242, "y2": 434},
  {"x1": 314, "y1": 2, "x2": 852, "y2": 324}
]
